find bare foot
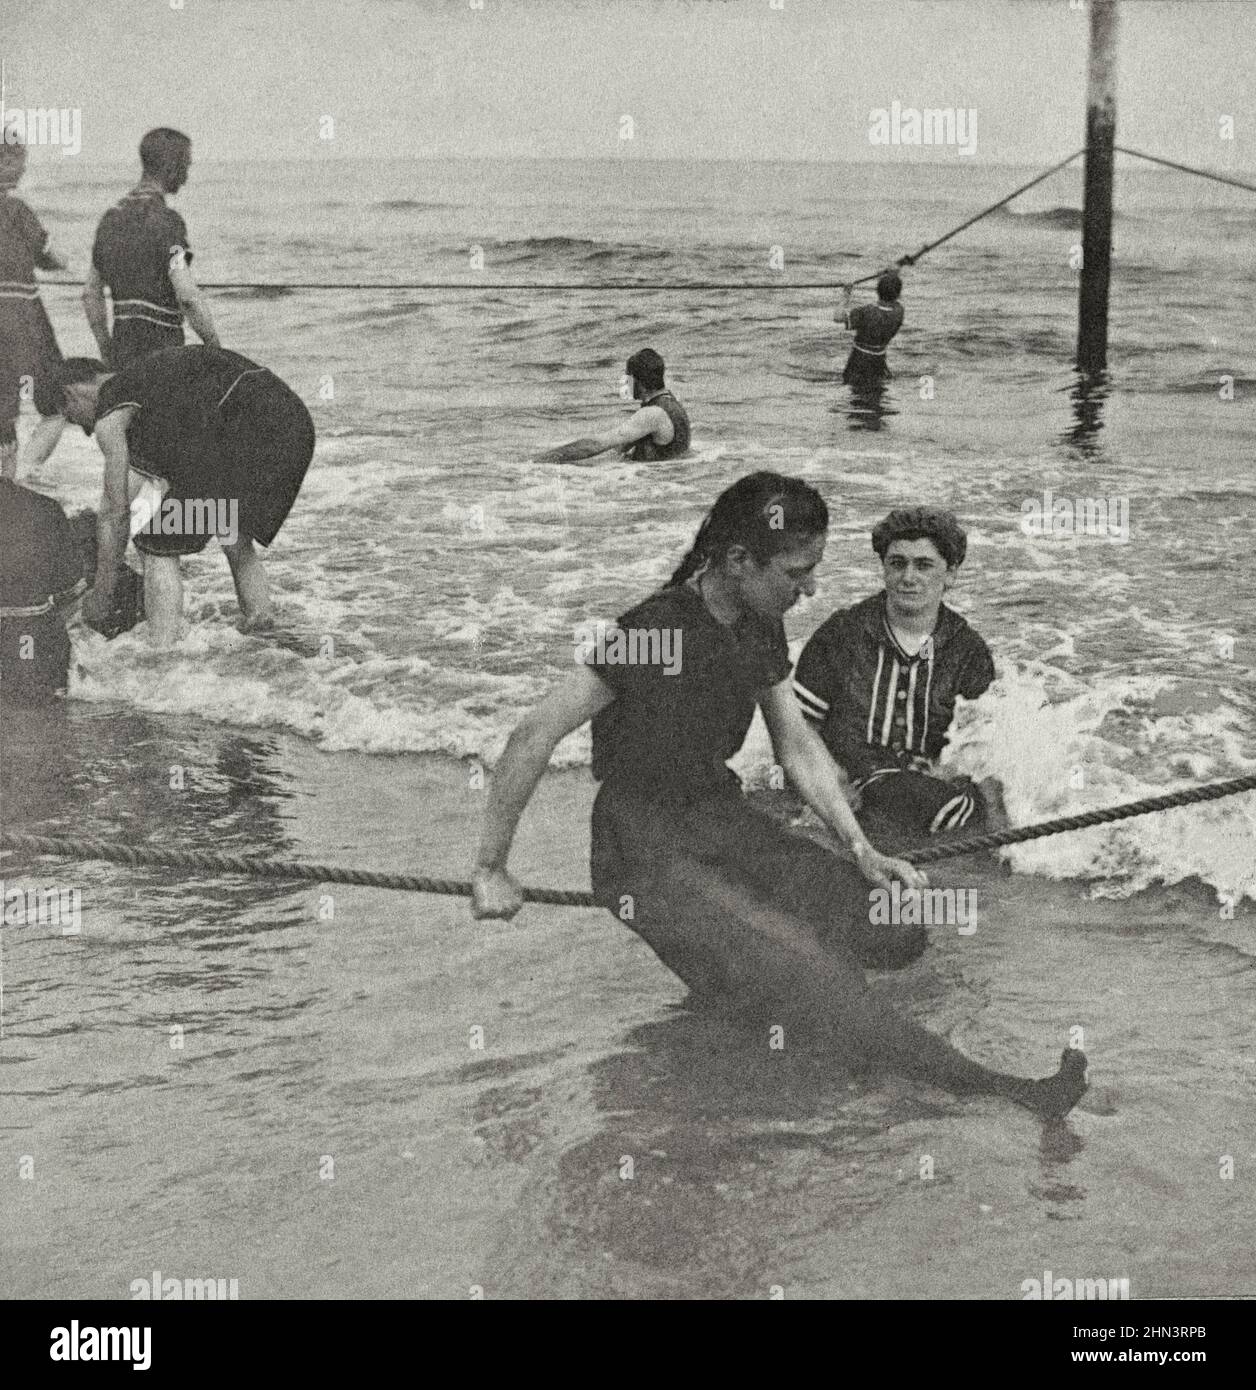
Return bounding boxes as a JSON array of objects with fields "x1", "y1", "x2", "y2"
[
  {"x1": 1021, "y1": 1047, "x2": 1088, "y2": 1119},
  {"x1": 237, "y1": 611, "x2": 278, "y2": 635}
]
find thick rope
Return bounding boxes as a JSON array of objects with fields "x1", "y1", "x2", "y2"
[
  {"x1": 904, "y1": 772, "x2": 1256, "y2": 866},
  {"x1": 1114, "y1": 146, "x2": 1256, "y2": 197},
  {"x1": 0, "y1": 831, "x2": 591, "y2": 906},
  {"x1": 40, "y1": 281, "x2": 928, "y2": 292},
  {"x1": 2, "y1": 773, "x2": 1253, "y2": 901},
  {"x1": 845, "y1": 148, "x2": 1087, "y2": 286}
]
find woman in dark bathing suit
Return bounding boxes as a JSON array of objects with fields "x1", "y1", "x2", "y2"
[
  {"x1": 471, "y1": 472, "x2": 1087, "y2": 1119},
  {"x1": 837, "y1": 270, "x2": 905, "y2": 386}
]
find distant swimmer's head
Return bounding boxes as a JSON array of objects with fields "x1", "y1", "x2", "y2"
[
  {"x1": 140, "y1": 127, "x2": 192, "y2": 193},
  {"x1": 0, "y1": 134, "x2": 28, "y2": 190},
  {"x1": 57, "y1": 358, "x2": 112, "y2": 433},
  {"x1": 670, "y1": 471, "x2": 829, "y2": 621},
  {"x1": 877, "y1": 270, "x2": 903, "y2": 303},
  {"x1": 626, "y1": 347, "x2": 666, "y2": 400},
  {"x1": 872, "y1": 506, "x2": 966, "y2": 620}
]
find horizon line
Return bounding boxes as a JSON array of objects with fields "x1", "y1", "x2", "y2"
[{"x1": 19, "y1": 150, "x2": 1254, "y2": 176}]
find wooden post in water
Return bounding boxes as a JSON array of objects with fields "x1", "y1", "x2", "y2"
[{"x1": 1077, "y1": 0, "x2": 1119, "y2": 378}]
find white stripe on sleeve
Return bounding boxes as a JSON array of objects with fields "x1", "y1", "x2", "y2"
[{"x1": 793, "y1": 679, "x2": 829, "y2": 722}]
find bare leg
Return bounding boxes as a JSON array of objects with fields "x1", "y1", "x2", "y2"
[
  {"x1": 18, "y1": 414, "x2": 66, "y2": 474},
  {"x1": 221, "y1": 535, "x2": 275, "y2": 629},
  {"x1": 642, "y1": 855, "x2": 1088, "y2": 1119},
  {"x1": 142, "y1": 554, "x2": 183, "y2": 648},
  {"x1": 0, "y1": 439, "x2": 15, "y2": 480}
]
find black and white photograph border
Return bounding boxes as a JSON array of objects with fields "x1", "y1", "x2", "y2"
[{"x1": 1, "y1": 0, "x2": 1253, "y2": 1331}]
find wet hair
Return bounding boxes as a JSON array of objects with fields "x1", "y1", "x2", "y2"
[
  {"x1": 871, "y1": 506, "x2": 967, "y2": 569},
  {"x1": 877, "y1": 270, "x2": 903, "y2": 302},
  {"x1": 139, "y1": 127, "x2": 191, "y2": 187},
  {"x1": 58, "y1": 358, "x2": 110, "y2": 390},
  {"x1": 670, "y1": 471, "x2": 829, "y2": 585},
  {"x1": 626, "y1": 347, "x2": 665, "y2": 392}
]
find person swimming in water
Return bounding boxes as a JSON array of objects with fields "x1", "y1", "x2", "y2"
[
  {"x1": 470, "y1": 472, "x2": 1088, "y2": 1119},
  {"x1": 794, "y1": 507, "x2": 995, "y2": 845},
  {"x1": 533, "y1": 347, "x2": 690, "y2": 463},
  {"x1": 0, "y1": 136, "x2": 69, "y2": 479},
  {"x1": 57, "y1": 345, "x2": 315, "y2": 647},
  {"x1": 836, "y1": 270, "x2": 905, "y2": 387}
]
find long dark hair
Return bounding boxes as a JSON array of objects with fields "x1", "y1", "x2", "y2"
[{"x1": 669, "y1": 472, "x2": 829, "y2": 585}]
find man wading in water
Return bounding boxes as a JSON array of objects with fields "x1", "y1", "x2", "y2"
[
  {"x1": 57, "y1": 346, "x2": 315, "y2": 647},
  {"x1": 471, "y1": 472, "x2": 1088, "y2": 1119},
  {"x1": 84, "y1": 127, "x2": 219, "y2": 369}
]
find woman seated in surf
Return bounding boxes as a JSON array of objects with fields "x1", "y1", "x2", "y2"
[
  {"x1": 471, "y1": 473, "x2": 1086, "y2": 1118},
  {"x1": 793, "y1": 506, "x2": 995, "y2": 846}
]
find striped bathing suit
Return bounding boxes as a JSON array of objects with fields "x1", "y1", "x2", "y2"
[
  {"x1": 794, "y1": 592, "x2": 995, "y2": 839},
  {"x1": 91, "y1": 188, "x2": 192, "y2": 367}
]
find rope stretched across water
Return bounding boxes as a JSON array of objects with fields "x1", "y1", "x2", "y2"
[
  {"x1": 846, "y1": 144, "x2": 1256, "y2": 286},
  {"x1": 904, "y1": 772, "x2": 1256, "y2": 867},
  {"x1": 2, "y1": 773, "x2": 1253, "y2": 904},
  {"x1": 846, "y1": 148, "x2": 1087, "y2": 286}
]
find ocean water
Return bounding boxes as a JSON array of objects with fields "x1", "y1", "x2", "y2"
[{"x1": 3, "y1": 156, "x2": 1255, "y2": 1299}]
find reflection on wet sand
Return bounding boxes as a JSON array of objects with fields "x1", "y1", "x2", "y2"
[{"x1": 473, "y1": 1000, "x2": 1083, "y2": 1299}]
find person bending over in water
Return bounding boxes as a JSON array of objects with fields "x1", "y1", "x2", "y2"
[
  {"x1": 471, "y1": 472, "x2": 1087, "y2": 1119},
  {"x1": 794, "y1": 506, "x2": 994, "y2": 845},
  {"x1": 836, "y1": 270, "x2": 904, "y2": 387},
  {"x1": 57, "y1": 346, "x2": 315, "y2": 647},
  {"x1": 533, "y1": 348, "x2": 690, "y2": 463}
]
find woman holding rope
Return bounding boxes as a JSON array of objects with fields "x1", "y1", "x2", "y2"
[
  {"x1": 836, "y1": 269, "x2": 905, "y2": 387},
  {"x1": 471, "y1": 472, "x2": 1088, "y2": 1119}
]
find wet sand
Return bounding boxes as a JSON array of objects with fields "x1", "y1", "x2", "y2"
[{"x1": 3, "y1": 706, "x2": 1253, "y2": 1299}]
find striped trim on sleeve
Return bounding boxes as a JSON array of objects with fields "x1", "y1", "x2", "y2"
[{"x1": 793, "y1": 677, "x2": 829, "y2": 723}]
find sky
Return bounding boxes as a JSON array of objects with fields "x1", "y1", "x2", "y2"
[{"x1": 4, "y1": 0, "x2": 1256, "y2": 167}]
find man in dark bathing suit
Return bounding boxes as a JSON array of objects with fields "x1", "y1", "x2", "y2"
[
  {"x1": 57, "y1": 345, "x2": 314, "y2": 647},
  {"x1": 84, "y1": 128, "x2": 220, "y2": 369},
  {"x1": 471, "y1": 472, "x2": 1087, "y2": 1119},
  {"x1": 533, "y1": 347, "x2": 691, "y2": 463}
]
